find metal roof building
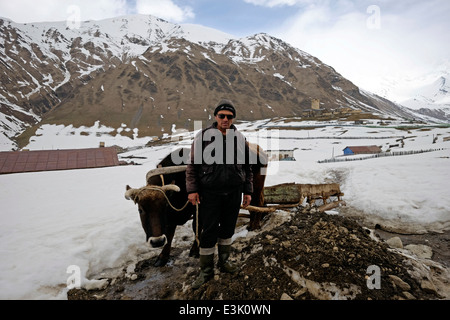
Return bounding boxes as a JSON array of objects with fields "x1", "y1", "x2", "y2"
[
  {"x1": 0, "y1": 147, "x2": 119, "y2": 174},
  {"x1": 343, "y1": 146, "x2": 382, "y2": 155}
]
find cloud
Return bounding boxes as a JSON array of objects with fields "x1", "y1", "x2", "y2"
[
  {"x1": 262, "y1": 0, "x2": 450, "y2": 94},
  {"x1": 243, "y1": 0, "x2": 313, "y2": 7},
  {"x1": 0, "y1": 0, "x2": 128, "y2": 23},
  {"x1": 0, "y1": 0, "x2": 194, "y2": 24},
  {"x1": 135, "y1": 0, "x2": 194, "y2": 23}
]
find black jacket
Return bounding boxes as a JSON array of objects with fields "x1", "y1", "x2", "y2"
[{"x1": 186, "y1": 123, "x2": 253, "y2": 195}]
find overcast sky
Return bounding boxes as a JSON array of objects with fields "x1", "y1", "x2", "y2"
[{"x1": 1, "y1": 0, "x2": 449, "y2": 100}]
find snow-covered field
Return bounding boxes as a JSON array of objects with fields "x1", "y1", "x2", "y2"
[{"x1": 1, "y1": 118, "x2": 449, "y2": 299}]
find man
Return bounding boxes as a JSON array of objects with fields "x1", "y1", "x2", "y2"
[{"x1": 186, "y1": 99, "x2": 253, "y2": 289}]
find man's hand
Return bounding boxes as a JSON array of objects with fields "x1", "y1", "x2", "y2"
[
  {"x1": 188, "y1": 192, "x2": 200, "y2": 205},
  {"x1": 242, "y1": 194, "x2": 251, "y2": 208}
]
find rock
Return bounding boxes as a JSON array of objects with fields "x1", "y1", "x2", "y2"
[
  {"x1": 402, "y1": 291, "x2": 416, "y2": 300},
  {"x1": 338, "y1": 226, "x2": 349, "y2": 234},
  {"x1": 421, "y1": 279, "x2": 438, "y2": 295},
  {"x1": 280, "y1": 293, "x2": 293, "y2": 300},
  {"x1": 115, "y1": 285, "x2": 125, "y2": 293},
  {"x1": 293, "y1": 287, "x2": 308, "y2": 298},
  {"x1": 281, "y1": 240, "x2": 292, "y2": 248},
  {"x1": 321, "y1": 263, "x2": 330, "y2": 268},
  {"x1": 386, "y1": 237, "x2": 403, "y2": 249},
  {"x1": 405, "y1": 244, "x2": 433, "y2": 259},
  {"x1": 84, "y1": 279, "x2": 109, "y2": 291},
  {"x1": 388, "y1": 275, "x2": 411, "y2": 291}
]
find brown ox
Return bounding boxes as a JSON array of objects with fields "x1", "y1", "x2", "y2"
[
  {"x1": 247, "y1": 143, "x2": 268, "y2": 230},
  {"x1": 125, "y1": 145, "x2": 268, "y2": 267}
]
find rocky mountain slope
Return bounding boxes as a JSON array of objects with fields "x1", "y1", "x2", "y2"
[{"x1": 1, "y1": 14, "x2": 419, "y2": 149}]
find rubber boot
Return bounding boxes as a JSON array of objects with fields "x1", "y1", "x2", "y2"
[
  {"x1": 218, "y1": 245, "x2": 238, "y2": 274},
  {"x1": 192, "y1": 254, "x2": 214, "y2": 290}
]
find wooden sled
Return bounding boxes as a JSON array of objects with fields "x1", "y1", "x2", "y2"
[{"x1": 240, "y1": 183, "x2": 345, "y2": 229}]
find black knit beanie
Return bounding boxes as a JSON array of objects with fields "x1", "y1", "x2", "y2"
[{"x1": 214, "y1": 99, "x2": 236, "y2": 118}]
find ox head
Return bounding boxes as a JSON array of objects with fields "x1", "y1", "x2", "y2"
[{"x1": 125, "y1": 184, "x2": 180, "y2": 248}]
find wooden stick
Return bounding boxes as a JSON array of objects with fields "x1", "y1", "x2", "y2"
[
  {"x1": 317, "y1": 200, "x2": 346, "y2": 213},
  {"x1": 240, "y1": 205, "x2": 277, "y2": 213}
]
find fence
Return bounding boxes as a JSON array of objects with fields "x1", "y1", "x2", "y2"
[
  {"x1": 276, "y1": 135, "x2": 405, "y2": 140},
  {"x1": 318, "y1": 148, "x2": 445, "y2": 163}
]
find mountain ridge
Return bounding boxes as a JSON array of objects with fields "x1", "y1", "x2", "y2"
[
  {"x1": 0, "y1": 14, "x2": 431, "y2": 150},
  {"x1": 399, "y1": 73, "x2": 450, "y2": 122},
  {"x1": 374, "y1": 68, "x2": 450, "y2": 122}
]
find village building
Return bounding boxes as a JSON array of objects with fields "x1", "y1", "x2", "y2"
[
  {"x1": 343, "y1": 145, "x2": 382, "y2": 156},
  {"x1": 301, "y1": 98, "x2": 326, "y2": 118},
  {"x1": 0, "y1": 147, "x2": 119, "y2": 175},
  {"x1": 266, "y1": 149, "x2": 296, "y2": 161},
  {"x1": 311, "y1": 98, "x2": 320, "y2": 110}
]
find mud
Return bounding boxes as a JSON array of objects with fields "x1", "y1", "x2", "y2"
[{"x1": 67, "y1": 206, "x2": 449, "y2": 301}]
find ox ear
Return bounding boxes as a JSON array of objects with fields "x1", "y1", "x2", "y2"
[{"x1": 125, "y1": 185, "x2": 139, "y2": 203}]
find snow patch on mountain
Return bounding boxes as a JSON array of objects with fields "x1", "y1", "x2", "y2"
[
  {"x1": 0, "y1": 14, "x2": 238, "y2": 149},
  {"x1": 372, "y1": 65, "x2": 450, "y2": 122},
  {"x1": 400, "y1": 74, "x2": 450, "y2": 109}
]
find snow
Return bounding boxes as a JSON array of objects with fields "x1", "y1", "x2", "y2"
[
  {"x1": 273, "y1": 73, "x2": 284, "y2": 79},
  {"x1": 0, "y1": 164, "x2": 148, "y2": 299},
  {"x1": 180, "y1": 23, "x2": 234, "y2": 45},
  {"x1": 375, "y1": 69, "x2": 450, "y2": 110},
  {"x1": 400, "y1": 74, "x2": 450, "y2": 110},
  {"x1": 341, "y1": 151, "x2": 449, "y2": 224},
  {"x1": 1, "y1": 14, "x2": 240, "y2": 149},
  {"x1": 1, "y1": 119, "x2": 449, "y2": 299},
  {"x1": 25, "y1": 121, "x2": 154, "y2": 150}
]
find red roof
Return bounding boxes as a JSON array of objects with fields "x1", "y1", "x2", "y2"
[
  {"x1": 344, "y1": 146, "x2": 382, "y2": 154},
  {"x1": 0, "y1": 147, "x2": 119, "y2": 175}
]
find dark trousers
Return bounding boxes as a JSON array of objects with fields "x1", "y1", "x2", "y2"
[{"x1": 198, "y1": 186, "x2": 243, "y2": 254}]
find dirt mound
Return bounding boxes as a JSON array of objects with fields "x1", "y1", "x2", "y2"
[
  {"x1": 68, "y1": 207, "x2": 448, "y2": 300},
  {"x1": 188, "y1": 209, "x2": 440, "y2": 300}
]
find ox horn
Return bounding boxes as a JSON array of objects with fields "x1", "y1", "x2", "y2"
[
  {"x1": 146, "y1": 165, "x2": 187, "y2": 183},
  {"x1": 161, "y1": 184, "x2": 181, "y2": 193},
  {"x1": 125, "y1": 185, "x2": 138, "y2": 201}
]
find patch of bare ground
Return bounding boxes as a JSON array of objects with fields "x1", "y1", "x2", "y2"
[{"x1": 68, "y1": 207, "x2": 449, "y2": 301}]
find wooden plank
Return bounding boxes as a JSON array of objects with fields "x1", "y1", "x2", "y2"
[
  {"x1": 263, "y1": 182, "x2": 344, "y2": 205},
  {"x1": 318, "y1": 200, "x2": 346, "y2": 212},
  {"x1": 263, "y1": 183, "x2": 301, "y2": 204}
]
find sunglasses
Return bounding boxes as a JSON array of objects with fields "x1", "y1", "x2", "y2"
[{"x1": 217, "y1": 114, "x2": 234, "y2": 120}]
